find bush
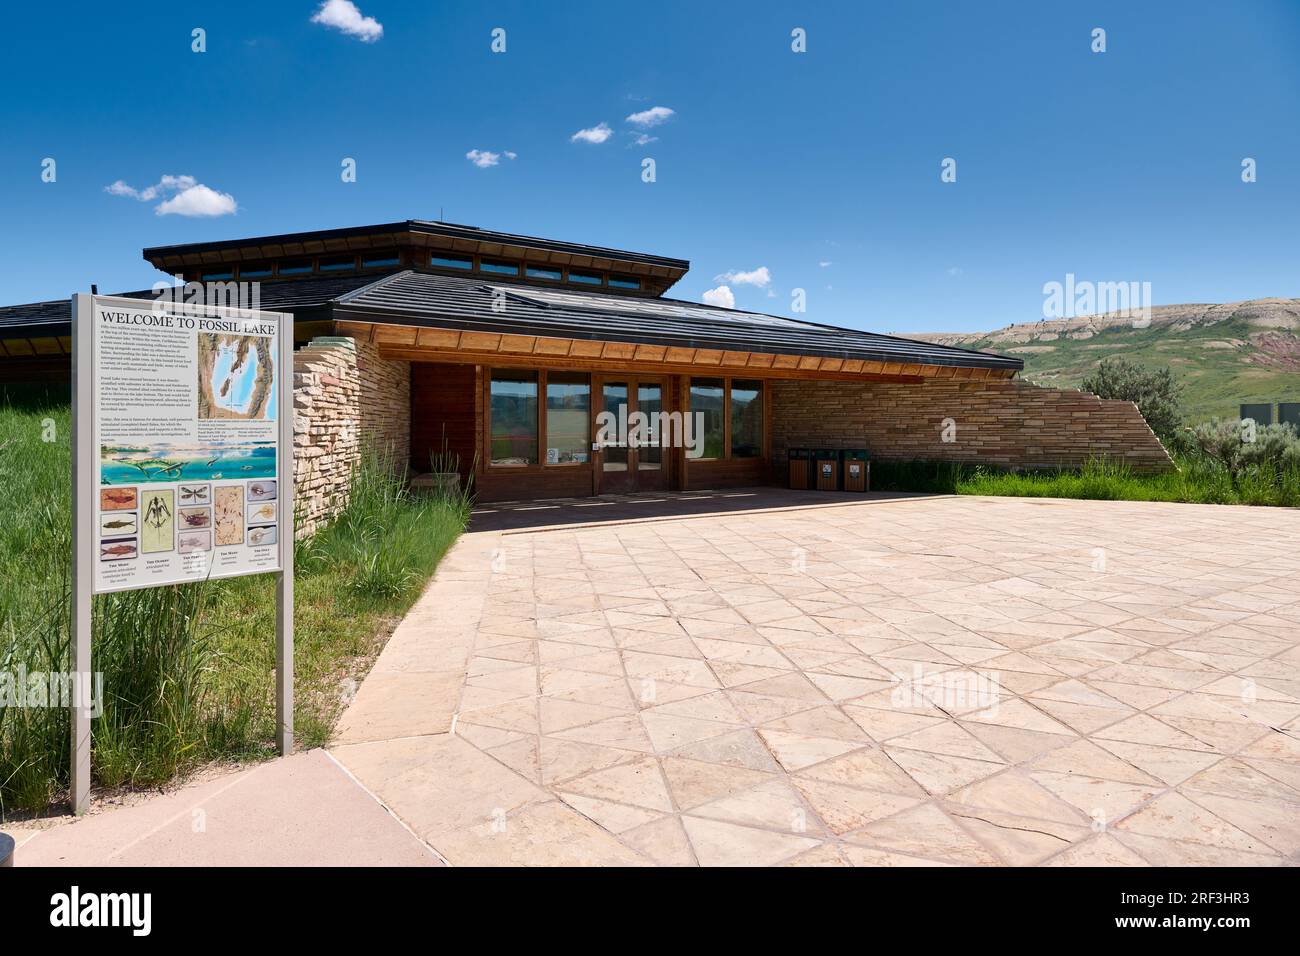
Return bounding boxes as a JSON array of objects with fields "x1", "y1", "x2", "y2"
[
  {"x1": 1081, "y1": 358, "x2": 1184, "y2": 442},
  {"x1": 1192, "y1": 419, "x2": 1300, "y2": 489}
]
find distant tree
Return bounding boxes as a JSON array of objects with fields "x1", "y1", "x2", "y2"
[
  {"x1": 1082, "y1": 358, "x2": 1184, "y2": 442},
  {"x1": 1193, "y1": 419, "x2": 1300, "y2": 488}
]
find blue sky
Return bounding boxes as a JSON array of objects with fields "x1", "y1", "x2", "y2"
[{"x1": 1, "y1": 0, "x2": 1297, "y2": 333}]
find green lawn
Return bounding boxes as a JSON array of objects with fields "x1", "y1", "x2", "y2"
[
  {"x1": 870, "y1": 455, "x2": 1300, "y2": 507},
  {"x1": 0, "y1": 400, "x2": 469, "y2": 816}
]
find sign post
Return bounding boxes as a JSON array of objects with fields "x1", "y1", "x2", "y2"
[{"x1": 70, "y1": 293, "x2": 295, "y2": 814}]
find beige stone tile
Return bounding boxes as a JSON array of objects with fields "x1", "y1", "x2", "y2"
[
  {"x1": 621, "y1": 815, "x2": 697, "y2": 866},
  {"x1": 680, "y1": 816, "x2": 820, "y2": 866},
  {"x1": 561, "y1": 756, "x2": 675, "y2": 812},
  {"x1": 333, "y1": 671, "x2": 462, "y2": 744},
  {"x1": 1044, "y1": 834, "x2": 1151, "y2": 866},
  {"x1": 432, "y1": 800, "x2": 650, "y2": 866},
  {"x1": 844, "y1": 804, "x2": 1001, "y2": 865},
  {"x1": 660, "y1": 757, "x2": 775, "y2": 810},
  {"x1": 1115, "y1": 792, "x2": 1273, "y2": 854}
]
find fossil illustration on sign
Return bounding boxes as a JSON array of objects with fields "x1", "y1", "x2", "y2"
[
  {"x1": 99, "y1": 512, "x2": 138, "y2": 537},
  {"x1": 140, "y1": 490, "x2": 175, "y2": 554},
  {"x1": 179, "y1": 507, "x2": 212, "y2": 529},
  {"x1": 214, "y1": 486, "x2": 244, "y2": 546},
  {"x1": 100, "y1": 487, "x2": 138, "y2": 511}
]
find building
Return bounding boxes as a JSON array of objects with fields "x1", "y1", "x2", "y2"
[{"x1": 0, "y1": 220, "x2": 1172, "y2": 526}]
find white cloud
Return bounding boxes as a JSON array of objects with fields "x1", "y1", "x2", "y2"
[
  {"x1": 715, "y1": 266, "x2": 771, "y2": 288},
  {"x1": 504, "y1": 151, "x2": 518, "y2": 160},
  {"x1": 632, "y1": 133, "x2": 657, "y2": 146},
  {"x1": 310, "y1": 0, "x2": 383, "y2": 42},
  {"x1": 467, "y1": 149, "x2": 500, "y2": 168},
  {"x1": 818, "y1": 261, "x2": 832, "y2": 268},
  {"x1": 625, "y1": 106, "x2": 675, "y2": 128},
  {"x1": 702, "y1": 285, "x2": 735, "y2": 309},
  {"x1": 570, "y1": 122, "x2": 613, "y2": 144},
  {"x1": 105, "y1": 175, "x2": 237, "y2": 217}
]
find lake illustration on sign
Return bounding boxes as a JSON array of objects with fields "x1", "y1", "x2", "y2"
[
  {"x1": 100, "y1": 441, "x2": 275, "y2": 485},
  {"x1": 197, "y1": 333, "x2": 275, "y2": 420}
]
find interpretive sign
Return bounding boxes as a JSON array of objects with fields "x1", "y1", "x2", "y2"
[
  {"x1": 90, "y1": 298, "x2": 287, "y2": 592},
  {"x1": 70, "y1": 293, "x2": 295, "y2": 812}
]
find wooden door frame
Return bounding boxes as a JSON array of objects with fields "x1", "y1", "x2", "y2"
[{"x1": 593, "y1": 373, "x2": 669, "y2": 495}]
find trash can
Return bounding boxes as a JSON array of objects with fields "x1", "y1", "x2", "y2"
[
  {"x1": 787, "y1": 448, "x2": 812, "y2": 489},
  {"x1": 1239, "y1": 403, "x2": 1273, "y2": 425},
  {"x1": 842, "y1": 449, "x2": 870, "y2": 492},
  {"x1": 813, "y1": 449, "x2": 841, "y2": 491}
]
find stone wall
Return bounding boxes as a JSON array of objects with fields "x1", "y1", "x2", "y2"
[
  {"x1": 292, "y1": 336, "x2": 410, "y2": 537},
  {"x1": 770, "y1": 377, "x2": 1174, "y2": 474}
]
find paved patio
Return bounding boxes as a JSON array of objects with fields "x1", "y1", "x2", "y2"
[{"x1": 331, "y1": 491, "x2": 1300, "y2": 866}]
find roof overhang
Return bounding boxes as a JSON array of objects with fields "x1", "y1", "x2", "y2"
[{"x1": 141, "y1": 220, "x2": 691, "y2": 295}]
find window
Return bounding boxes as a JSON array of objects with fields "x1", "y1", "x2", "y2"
[
  {"x1": 489, "y1": 371, "x2": 538, "y2": 466},
  {"x1": 545, "y1": 373, "x2": 590, "y2": 464},
  {"x1": 430, "y1": 254, "x2": 473, "y2": 270},
  {"x1": 526, "y1": 265, "x2": 563, "y2": 281},
  {"x1": 279, "y1": 259, "x2": 312, "y2": 275},
  {"x1": 689, "y1": 377, "x2": 764, "y2": 461},
  {"x1": 609, "y1": 275, "x2": 640, "y2": 290},
  {"x1": 239, "y1": 263, "x2": 273, "y2": 279},
  {"x1": 568, "y1": 270, "x2": 602, "y2": 285},
  {"x1": 689, "y1": 378, "x2": 726, "y2": 460},
  {"x1": 730, "y1": 380, "x2": 763, "y2": 457},
  {"x1": 319, "y1": 255, "x2": 356, "y2": 272},
  {"x1": 362, "y1": 253, "x2": 400, "y2": 268},
  {"x1": 480, "y1": 259, "x2": 519, "y2": 276},
  {"x1": 201, "y1": 269, "x2": 234, "y2": 281}
]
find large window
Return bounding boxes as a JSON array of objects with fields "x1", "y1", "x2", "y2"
[
  {"x1": 730, "y1": 380, "x2": 763, "y2": 457},
  {"x1": 489, "y1": 371, "x2": 539, "y2": 466},
  {"x1": 545, "y1": 372, "x2": 591, "y2": 464},
  {"x1": 489, "y1": 370, "x2": 592, "y2": 468},
  {"x1": 689, "y1": 378, "x2": 726, "y2": 460},
  {"x1": 689, "y1": 377, "x2": 764, "y2": 461}
]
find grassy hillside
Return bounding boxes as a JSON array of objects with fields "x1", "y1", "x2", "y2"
[{"x1": 911, "y1": 299, "x2": 1300, "y2": 423}]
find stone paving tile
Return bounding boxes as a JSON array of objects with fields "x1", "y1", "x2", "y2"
[{"x1": 330, "y1": 492, "x2": 1300, "y2": 866}]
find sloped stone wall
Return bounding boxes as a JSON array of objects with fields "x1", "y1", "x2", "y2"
[
  {"x1": 292, "y1": 336, "x2": 410, "y2": 537},
  {"x1": 770, "y1": 377, "x2": 1174, "y2": 475}
]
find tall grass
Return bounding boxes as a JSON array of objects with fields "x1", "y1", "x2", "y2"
[
  {"x1": 0, "y1": 401, "x2": 469, "y2": 816},
  {"x1": 869, "y1": 454, "x2": 1300, "y2": 507}
]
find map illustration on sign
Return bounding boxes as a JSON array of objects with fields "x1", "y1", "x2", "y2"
[{"x1": 197, "y1": 333, "x2": 276, "y2": 420}]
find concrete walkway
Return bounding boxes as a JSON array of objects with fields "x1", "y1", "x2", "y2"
[
  {"x1": 330, "y1": 491, "x2": 1300, "y2": 866},
  {"x1": 11, "y1": 750, "x2": 441, "y2": 867}
]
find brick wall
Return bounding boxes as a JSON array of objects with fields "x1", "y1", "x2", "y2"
[
  {"x1": 770, "y1": 377, "x2": 1173, "y2": 474},
  {"x1": 292, "y1": 336, "x2": 410, "y2": 537}
]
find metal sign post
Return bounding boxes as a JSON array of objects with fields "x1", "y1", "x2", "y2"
[{"x1": 69, "y1": 293, "x2": 294, "y2": 814}]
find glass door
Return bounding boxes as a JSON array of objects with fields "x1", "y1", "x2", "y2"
[{"x1": 597, "y1": 377, "x2": 667, "y2": 493}]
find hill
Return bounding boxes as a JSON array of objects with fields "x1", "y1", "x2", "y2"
[{"x1": 908, "y1": 298, "x2": 1300, "y2": 422}]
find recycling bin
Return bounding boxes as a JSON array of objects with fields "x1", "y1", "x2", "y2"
[
  {"x1": 813, "y1": 449, "x2": 841, "y2": 491},
  {"x1": 842, "y1": 448, "x2": 870, "y2": 492},
  {"x1": 787, "y1": 447, "x2": 812, "y2": 489}
]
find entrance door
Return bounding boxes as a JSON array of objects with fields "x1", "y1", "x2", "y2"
[{"x1": 597, "y1": 376, "x2": 668, "y2": 494}]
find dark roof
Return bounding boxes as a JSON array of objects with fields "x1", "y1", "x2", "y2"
[
  {"x1": 0, "y1": 269, "x2": 1022, "y2": 372},
  {"x1": 0, "y1": 272, "x2": 396, "y2": 341},
  {"x1": 142, "y1": 220, "x2": 690, "y2": 272},
  {"x1": 330, "y1": 270, "x2": 1023, "y2": 371}
]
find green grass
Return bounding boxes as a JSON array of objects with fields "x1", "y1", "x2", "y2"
[
  {"x1": 870, "y1": 455, "x2": 1300, "y2": 507},
  {"x1": 0, "y1": 400, "x2": 469, "y2": 817}
]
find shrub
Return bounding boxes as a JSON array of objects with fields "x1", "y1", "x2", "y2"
[
  {"x1": 1081, "y1": 358, "x2": 1184, "y2": 442},
  {"x1": 1192, "y1": 419, "x2": 1300, "y2": 489}
]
